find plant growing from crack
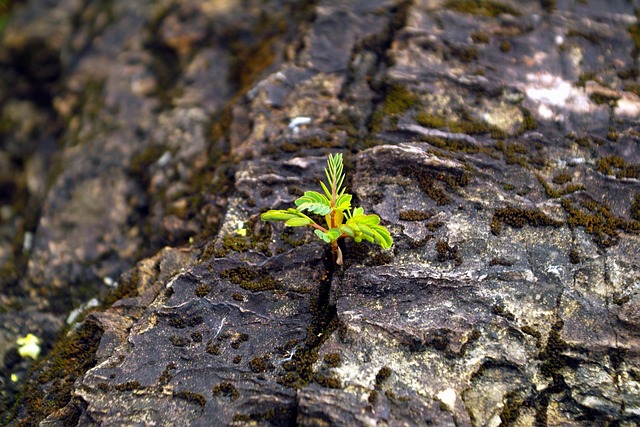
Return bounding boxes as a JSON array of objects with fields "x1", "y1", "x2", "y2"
[{"x1": 261, "y1": 153, "x2": 392, "y2": 265}]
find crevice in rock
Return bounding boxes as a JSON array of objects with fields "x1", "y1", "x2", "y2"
[{"x1": 277, "y1": 245, "x2": 338, "y2": 390}]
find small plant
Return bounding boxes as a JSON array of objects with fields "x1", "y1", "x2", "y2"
[{"x1": 261, "y1": 153, "x2": 392, "y2": 265}]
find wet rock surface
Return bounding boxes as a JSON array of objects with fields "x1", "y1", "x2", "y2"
[{"x1": 1, "y1": 0, "x2": 639, "y2": 425}]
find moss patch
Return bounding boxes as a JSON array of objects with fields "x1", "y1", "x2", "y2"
[
  {"x1": 383, "y1": 84, "x2": 420, "y2": 116},
  {"x1": 3, "y1": 319, "x2": 103, "y2": 425},
  {"x1": 491, "y1": 207, "x2": 562, "y2": 235},
  {"x1": 436, "y1": 240, "x2": 462, "y2": 265},
  {"x1": 212, "y1": 382, "x2": 239, "y2": 401},
  {"x1": 562, "y1": 198, "x2": 640, "y2": 249},
  {"x1": 173, "y1": 390, "x2": 206, "y2": 407},
  {"x1": 596, "y1": 155, "x2": 640, "y2": 179},
  {"x1": 399, "y1": 209, "x2": 434, "y2": 221},
  {"x1": 444, "y1": 0, "x2": 521, "y2": 17},
  {"x1": 400, "y1": 164, "x2": 470, "y2": 206},
  {"x1": 220, "y1": 266, "x2": 278, "y2": 291}
]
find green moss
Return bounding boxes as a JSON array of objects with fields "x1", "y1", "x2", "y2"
[
  {"x1": 520, "y1": 108, "x2": 538, "y2": 131},
  {"x1": 596, "y1": 155, "x2": 640, "y2": 179},
  {"x1": 503, "y1": 183, "x2": 516, "y2": 191},
  {"x1": 384, "y1": 84, "x2": 419, "y2": 115},
  {"x1": 552, "y1": 172, "x2": 572, "y2": 185},
  {"x1": 280, "y1": 228, "x2": 307, "y2": 247},
  {"x1": 450, "y1": 45, "x2": 480, "y2": 63},
  {"x1": 212, "y1": 382, "x2": 239, "y2": 401},
  {"x1": 489, "y1": 257, "x2": 513, "y2": 266},
  {"x1": 399, "y1": 210, "x2": 434, "y2": 221},
  {"x1": 170, "y1": 335, "x2": 189, "y2": 347},
  {"x1": 568, "y1": 248, "x2": 581, "y2": 264},
  {"x1": 537, "y1": 175, "x2": 584, "y2": 198},
  {"x1": 631, "y1": 193, "x2": 640, "y2": 221},
  {"x1": 521, "y1": 325, "x2": 541, "y2": 341},
  {"x1": 401, "y1": 164, "x2": 470, "y2": 206},
  {"x1": 491, "y1": 207, "x2": 562, "y2": 235},
  {"x1": 220, "y1": 266, "x2": 278, "y2": 291},
  {"x1": 206, "y1": 340, "x2": 220, "y2": 355},
  {"x1": 628, "y1": 20, "x2": 640, "y2": 52},
  {"x1": 168, "y1": 315, "x2": 202, "y2": 329},
  {"x1": 444, "y1": 0, "x2": 521, "y2": 17},
  {"x1": 231, "y1": 292, "x2": 245, "y2": 302},
  {"x1": 436, "y1": 240, "x2": 462, "y2": 265},
  {"x1": 567, "y1": 28, "x2": 599, "y2": 44},
  {"x1": 471, "y1": 31, "x2": 490, "y2": 44},
  {"x1": 194, "y1": 284, "x2": 212, "y2": 297},
  {"x1": 375, "y1": 366, "x2": 392, "y2": 385},
  {"x1": 114, "y1": 381, "x2": 143, "y2": 392},
  {"x1": 590, "y1": 92, "x2": 620, "y2": 106},
  {"x1": 539, "y1": 320, "x2": 568, "y2": 378},
  {"x1": 499, "y1": 40, "x2": 511, "y2": 52},
  {"x1": 491, "y1": 304, "x2": 515, "y2": 321},
  {"x1": 222, "y1": 234, "x2": 250, "y2": 253},
  {"x1": 500, "y1": 390, "x2": 524, "y2": 425},
  {"x1": 540, "y1": 0, "x2": 556, "y2": 12},
  {"x1": 426, "y1": 221, "x2": 444, "y2": 232},
  {"x1": 4, "y1": 320, "x2": 103, "y2": 425},
  {"x1": 576, "y1": 71, "x2": 598, "y2": 88},
  {"x1": 562, "y1": 198, "x2": 640, "y2": 249},
  {"x1": 624, "y1": 83, "x2": 640, "y2": 96},
  {"x1": 231, "y1": 333, "x2": 249, "y2": 349},
  {"x1": 607, "y1": 126, "x2": 619, "y2": 142},
  {"x1": 323, "y1": 353, "x2": 341, "y2": 368},
  {"x1": 415, "y1": 112, "x2": 446, "y2": 128},
  {"x1": 314, "y1": 375, "x2": 342, "y2": 389},
  {"x1": 495, "y1": 141, "x2": 528, "y2": 166},
  {"x1": 249, "y1": 356, "x2": 270, "y2": 373},
  {"x1": 158, "y1": 362, "x2": 176, "y2": 386},
  {"x1": 174, "y1": 390, "x2": 206, "y2": 407},
  {"x1": 419, "y1": 135, "x2": 479, "y2": 154}
]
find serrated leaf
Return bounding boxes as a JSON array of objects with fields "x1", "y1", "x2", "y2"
[
  {"x1": 295, "y1": 191, "x2": 331, "y2": 215},
  {"x1": 285, "y1": 217, "x2": 313, "y2": 227}
]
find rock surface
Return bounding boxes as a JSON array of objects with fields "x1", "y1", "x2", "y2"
[{"x1": 1, "y1": 0, "x2": 639, "y2": 426}]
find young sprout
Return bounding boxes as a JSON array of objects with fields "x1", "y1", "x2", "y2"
[{"x1": 261, "y1": 153, "x2": 392, "y2": 265}]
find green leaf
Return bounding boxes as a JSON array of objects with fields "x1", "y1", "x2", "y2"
[
  {"x1": 340, "y1": 225, "x2": 355, "y2": 237},
  {"x1": 345, "y1": 211, "x2": 393, "y2": 249},
  {"x1": 320, "y1": 181, "x2": 332, "y2": 200},
  {"x1": 295, "y1": 191, "x2": 331, "y2": 215},
  {"x1": 335, "y1": 193, "x2": 352, "y2": 211},
  {"x1": 314, "y1": 229, "x2": 331, "y2": 243},
  {"x1": 261, "y1": 209, "x2": 299, "y2": 222},
  {"x1": 369, "y1": 224, "x2": 393, "y2": 249},
  {"x1": 326, "y1": 228, "x2": 342, "y2": 241},
  {"x1": 285, "y1": 217, "x2": 313, "y2": 227}
]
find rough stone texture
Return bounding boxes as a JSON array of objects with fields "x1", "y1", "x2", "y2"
[{"x1": 1, "y1": 0, "x2": 639, "y2": 426}]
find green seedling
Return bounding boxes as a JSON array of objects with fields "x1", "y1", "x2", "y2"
[{"x1": 261, "y1": 153, "x2": 392, "y2": 265}]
